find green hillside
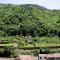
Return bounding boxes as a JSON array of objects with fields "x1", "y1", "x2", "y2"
[
  {"x1": 0, "y1": 4, "x2": 60, "y2": 37},
  {"x1": 0, "y1": 4, "x2": 60, "y2": 56}
]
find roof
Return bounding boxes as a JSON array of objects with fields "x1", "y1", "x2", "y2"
[{"x1": 47, "y1": 54, "x2": 60, "y2": 58}]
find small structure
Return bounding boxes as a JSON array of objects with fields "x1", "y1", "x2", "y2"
[
  {"x1": 38, "y1": 54, "x2": 60, "y2": 60},
  {"x1": 38, "y1": 54, "x2": 46, "y2": 60},
  {"x1": 13, "y1": 42, "x2": 18, "y2": 48},
  {"x1": 25, "y1": 35, "x2": 33, "y2": 44}
]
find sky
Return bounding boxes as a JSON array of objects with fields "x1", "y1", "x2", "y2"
[{"x1": 0, "y1": 0, "x2": 60, "y2": 9}]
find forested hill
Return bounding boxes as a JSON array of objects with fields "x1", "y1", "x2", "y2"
[{"x1": 0, "y1": 4, "x2": 60, "y2": 37}]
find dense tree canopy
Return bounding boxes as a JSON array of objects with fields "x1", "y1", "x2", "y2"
[
  {"x1": 0, "y1": 4, "x2": 60, "y2": 37},
  {"x1": 0, "y1": 4, "x2": 60, "y2": 57}
]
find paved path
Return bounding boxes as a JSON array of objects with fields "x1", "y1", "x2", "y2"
[
  {"x1": 15, "y1": 55, "x2": 38, "y2": 60},
  {"x1": 0, "y1": 57, "x2": 38, "y2": 60},
  {"x1": 0, "y1": 58, "x2": 14, "y2": 60}
]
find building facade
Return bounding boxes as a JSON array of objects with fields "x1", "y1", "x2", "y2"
[{"x1": 38, "y1": 54, "x2": 60, "y2": 60}]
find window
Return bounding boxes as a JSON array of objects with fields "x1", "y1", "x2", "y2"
[
  {"x1": 44, "y1": 57, "x2": 47, "y2": 59},
  {"x1": 40, "y1": 57, "x2": 42, "y2": 59}
]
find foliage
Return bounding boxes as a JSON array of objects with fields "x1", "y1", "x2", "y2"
[
  {"x1": 0, "y1": 36, "x2": 60, "y2": 48},
  {"x1": 0, "y1": 4, "x2": 60, "y2": 56},
  {"x1": 0, "y1": 4, "x2": 60, "y2": 36}
]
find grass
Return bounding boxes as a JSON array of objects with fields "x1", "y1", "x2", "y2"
[{"x1": 0, "y1": 36, "x2": 60, "y2": 48}]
